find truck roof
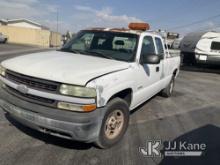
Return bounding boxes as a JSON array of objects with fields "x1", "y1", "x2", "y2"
[
  {"x1": 84, "y1": 22, "x2": 162, "y2": 37},
  {"x1": 85, "y1": 27, "x2": 162, "y2": 37}
]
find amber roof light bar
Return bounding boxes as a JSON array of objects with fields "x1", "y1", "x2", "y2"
[{"x1": 128, "y1": 22, "x2": 150, "y2": 31}]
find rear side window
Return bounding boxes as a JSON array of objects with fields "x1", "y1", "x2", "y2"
[
  {"x1": 211, "y1": 42, "x2": 220, "y2": 50},
  {"x1": 155, "y1": 37, "x2": 164, "y2": 58}
]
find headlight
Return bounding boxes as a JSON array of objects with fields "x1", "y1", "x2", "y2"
[
  {"x1": 0, "y1": 65, "x2": 6, "y2": 76},
  {"x1": 59, "y1": 84, "x2": 96, "y2": 98}
]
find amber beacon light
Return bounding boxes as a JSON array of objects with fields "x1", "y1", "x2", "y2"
[{"x1": 128, "y1": 22, "x2": 150, "y2": 31}]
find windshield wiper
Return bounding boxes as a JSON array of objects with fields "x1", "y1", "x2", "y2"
[
  {"x1": 83, "y1": 50, "x2": 114, "y2": 60},
  {"x1": 59, "y1": 49, "x2": 114, "y2": 60}
]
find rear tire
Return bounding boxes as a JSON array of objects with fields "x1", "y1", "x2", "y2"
[
  {"x1": 161, "y1": 76, "x2": 175, "y2": 97},
  {"x1": 95, "y1": 98, "x2": 129, "y2": 149}
]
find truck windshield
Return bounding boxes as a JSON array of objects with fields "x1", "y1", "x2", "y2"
[{"x1": 60, "y1": 30, "x2": 138, "y2": 62}]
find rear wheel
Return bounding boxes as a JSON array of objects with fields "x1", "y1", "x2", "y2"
[
  {"x1": 95, "y1": 98, "x2": 129, "y2": 149},
  {"x1": 161, "y1": 76, "x2": 175, "y2": 97}
]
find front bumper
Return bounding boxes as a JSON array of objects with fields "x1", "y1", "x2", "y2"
[{"x1": 0, "y1": 86, "x2": 107, "y2": 143}]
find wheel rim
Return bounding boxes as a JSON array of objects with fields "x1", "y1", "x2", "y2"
[
  {"x1": 169, "y1": 80, "x2": 174, "y2": 94},
  {"x1": 104, "y1": 110, "x2": 124, "y2": 140}
]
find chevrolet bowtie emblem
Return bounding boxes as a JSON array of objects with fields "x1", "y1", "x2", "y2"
[{"x1": 16, "y1": 84, "x2": 29, "y2": 94}]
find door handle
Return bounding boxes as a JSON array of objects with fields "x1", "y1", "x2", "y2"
[{"x1": 156, "y1": 66, "x2": 160, "y2": 72}]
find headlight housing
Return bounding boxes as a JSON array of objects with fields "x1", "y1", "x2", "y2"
[
  {"x1": 59, "y1": 84, "x2": 96, "y2": 98},
  {"x1": 0, "y1": 65, "x2": 6, "y2": 77}
]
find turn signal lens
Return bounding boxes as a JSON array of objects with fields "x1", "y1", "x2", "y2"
[
  {"x1": 57, "y1": 102, "x2": 96, "y2": 112},
  {"x1": 82, "y1": 104, "x2": 97, "y2": 112}
]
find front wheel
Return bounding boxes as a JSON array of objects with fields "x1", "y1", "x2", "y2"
[
  {"x1": 161, "y1": 76, "x2": 175, "y2": 97},
  {"x1": 95, "y1": 98, "x2": 129, "y2": 149}
]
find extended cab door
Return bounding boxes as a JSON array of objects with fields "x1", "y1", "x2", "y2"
[
  {"x1": 154, "y1": 36, "x2": 166, "y2": 80},
  {"x1": 131, "y1": 35, "x2": 164, "y2": 108}
]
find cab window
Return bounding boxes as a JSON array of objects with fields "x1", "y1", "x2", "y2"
[
  {"x1": 61, "y1": 30, "x2": 138, "y2": 62},
  {"x1": 140, "y1": 36, "x2": 156, "y2": 56},
  {"x1": 155, "y1": 37, "x2": 164, "y2": 58},
  {"x1": 211, "y1": 42, "x2": 220, "y2": 50}
]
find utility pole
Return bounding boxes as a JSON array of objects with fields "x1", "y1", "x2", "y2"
[{"x1": 56, "y1": 8, "x2": 59, "y2": 47}]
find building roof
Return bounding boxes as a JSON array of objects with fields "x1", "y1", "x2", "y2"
[
  {"x1": 7, "y1": 18, "x2": 41, "y2": 26},
  {"x1": 0, "y1": 19, "x2": 8, "y2": 24},
  {"x1": 0, "y1": 18, "x2": 49, "y2": 30}
]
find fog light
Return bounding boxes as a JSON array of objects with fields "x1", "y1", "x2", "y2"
[{"x1": 57, "y1": 102, "x2": 96, "y2": 112}]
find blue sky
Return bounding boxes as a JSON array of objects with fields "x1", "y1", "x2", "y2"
[{"x1": 1, "y1": 0, "x2": 220, "y2": 35}]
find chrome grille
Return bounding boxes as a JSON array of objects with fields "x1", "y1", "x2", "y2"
[
  {"x1": 4, "y1": 70, "x2": 59, "y2": 107},
  {"x1": 6, "y1": 70, "x2": 59, "y2": 92},
  {"x1": 6, "y1": 85, "x2": 56, "y2": 106}
]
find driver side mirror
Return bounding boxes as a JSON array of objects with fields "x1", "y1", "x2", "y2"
[{"x1": 141, "y1": 54, "x2": 160, "y2": 64}]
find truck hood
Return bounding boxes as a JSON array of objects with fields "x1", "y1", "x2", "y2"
[{"x1": 2, "y1": 51, "x2": 130, "y2": 85}]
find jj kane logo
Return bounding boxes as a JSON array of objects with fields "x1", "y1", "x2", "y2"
[
  {"x1": 139, "y1": 140, "x2": 206, "y2": 157},
  {"x1": 139, "y1": 140, "x2": 161, "y2": 157}
]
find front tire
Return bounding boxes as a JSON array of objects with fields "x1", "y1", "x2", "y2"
[{"x1": 95, "y1": 98, "x2": 129, "y2": 149}]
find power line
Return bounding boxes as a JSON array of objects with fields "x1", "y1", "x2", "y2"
[
  {"x1": 199, "y1": 25, "x2": 220, "y2": 32},
  {"x1": 184, "y1": 21, "x2": 220, "y2": 33},
  {"x1": 167, "y1": 13, "x2": 220, "y2": 30}
]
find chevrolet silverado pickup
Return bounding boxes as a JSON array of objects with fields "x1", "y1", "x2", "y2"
[{"x1": 0, "y1": 23, "x2": 180, "y2": 148}]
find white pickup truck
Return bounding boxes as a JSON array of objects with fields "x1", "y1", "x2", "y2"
[{"x1": 0, "y1": 23, "x2": 180, "y2": 148}]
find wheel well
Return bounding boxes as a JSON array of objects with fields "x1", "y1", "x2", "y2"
[
  {"x1": 108, "y1": 88, "x2": 132, "y2": 106},
  {"x1": 173, "y1": 69, "x2": 178, "y2": 77}
]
